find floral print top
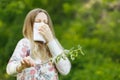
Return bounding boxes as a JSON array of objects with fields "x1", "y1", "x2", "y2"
[
  {"x1": 17, "y1": 61, "x2": 58, "y2": 80},
  {"x1": 9, "y1": 39, "x2": 58, "y2": 80},
  {"x1": 6, "y1": 38, "x2": 71, "y2": 80}
]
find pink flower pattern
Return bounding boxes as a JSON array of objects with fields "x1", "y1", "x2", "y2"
[
  {"x1": 8, "y1": 38, "x2": 59, "y2": 80},
  {"x1": 17, "y1": 62, "x2": 58, "y2": 80},
  {"x1": 30, "y1": 69, "x2": 36, "y2": 75}
]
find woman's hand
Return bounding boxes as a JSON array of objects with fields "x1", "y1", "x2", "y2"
[
  {"x1": 38, "y1": 24, "x2": 54, "y2": 43},
  {"x1": 16, "y1": 56, "x2": 35, "y2": 73}
]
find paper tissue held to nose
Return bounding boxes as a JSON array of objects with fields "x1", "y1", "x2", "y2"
[{"x1": 33, "y1": 22, "x2": 46, "y2": 43}]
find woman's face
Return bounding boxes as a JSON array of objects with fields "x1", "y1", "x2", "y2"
[{"x1": 34, "y1": 12, "x2": 48, "y2": 24}]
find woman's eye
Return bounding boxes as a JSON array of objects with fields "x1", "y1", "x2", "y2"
[{"x1": 44, "y1": 20, "x2": 48, "y2": 24}]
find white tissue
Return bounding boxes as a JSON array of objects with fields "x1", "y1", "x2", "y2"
[{"x1": 33, "y1": 22, "x2": 46, "y2": 43}]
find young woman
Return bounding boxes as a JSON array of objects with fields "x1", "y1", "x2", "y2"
[{"x1": 6, "y1": 8, "x2": 71, "y2": 80}]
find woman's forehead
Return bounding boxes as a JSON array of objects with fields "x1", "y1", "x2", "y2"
[{"x1": 35, "y1": 12, "x2": 47, "y2": 20}]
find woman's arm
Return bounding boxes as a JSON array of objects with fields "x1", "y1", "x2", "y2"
[
  {"x1": 47, "y1": 39, "x2": 71, "y2": 75},
  {"x1": 6, "y1": 38, "x2": 30, "y2": 76},
  {"x1": 38, "y1": 23, "x2": 71, "y2": 75}
]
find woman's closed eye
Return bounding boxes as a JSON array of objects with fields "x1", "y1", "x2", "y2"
[
  {"x1": 35, "y1": 19, "x2": 48, "y2": 24},
  {"x1": 35, "y1": 19, "x2": 41, "y2": 23},
  {"x1": 43, "y1": 20, "x2": 48, "y2": 24}
]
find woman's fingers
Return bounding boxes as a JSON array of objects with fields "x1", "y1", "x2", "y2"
[
  {"x1": 38, "y1": 24, "x2": 50, "y2": 33},
  {"x1": 41, "y1": 24, "x2": 49, "y2": 31},
  {"x1": 21, "y1": 56, "x2": 35, "y2": 68},
  {"x1": 23, "y1": 58, "x2": 30, "y2": 67},
  {"x1": 21, "y1": 59, "x2": 26, "y2": 65},
  {"x1": 38, "y1": 24, "x2": 54, "y2": 43}
]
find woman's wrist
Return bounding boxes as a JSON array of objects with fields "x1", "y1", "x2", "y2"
[
  {"x1": 47, "y1": 36, "x2": 54, "y2": 44},
  {"x1": 48, "y1": 38, "x2": 54, "y2": 43},
  {"x1": 16, "y1": 63, "x2": 24, "y2": 73}
]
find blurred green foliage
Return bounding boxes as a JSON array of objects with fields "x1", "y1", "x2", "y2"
[{"x1": 0, "y1": 0, "x2": 120, "y2": 80}]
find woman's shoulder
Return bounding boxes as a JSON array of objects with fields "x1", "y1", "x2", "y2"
[{"x1": 17, "y1": 38, "x2": 31, "y2": 46}]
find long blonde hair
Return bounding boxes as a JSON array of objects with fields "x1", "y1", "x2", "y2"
[{"x1": 23, "y1": 8, "x2": 55, "y2": 61}]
